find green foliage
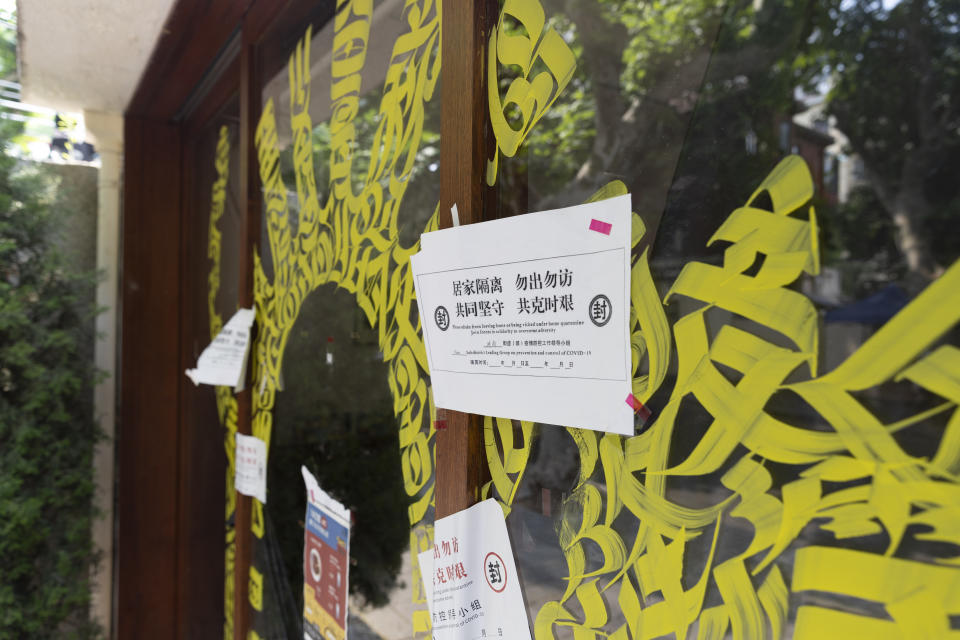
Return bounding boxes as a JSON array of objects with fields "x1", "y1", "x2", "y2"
[
  {"x1": 502, "y1": 0, "x2": 959, "y2": 291},
  {"x1": 0, "y1": 9, "x2": 15, "y2": 85},
  {"x1": 0, "y1": 118, "x2": 102, "y2": 639},
  {"x1": 820, "y1": 0, "x2": 960, "y2": 189},
  {"x1": 819, "y1": 0, "x2": 960, "y2": 284},
  {"x1": 818, "y1": 184, "x2": 904, "y2": 294},
  {"x1": 511, "y1": 0, "x2": 824, "y2": 244},
  {"x1": 658, "y1": 0, "x2": 823, "y2": 237}
]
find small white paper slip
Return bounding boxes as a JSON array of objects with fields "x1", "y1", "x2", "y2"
[
  {"x1": 421, "y1": 499, "x2": 532, "y2": 640},
  {"x1": 185, "y1": 308, "x2": 255, "y2": 391},
  {"x1": 410, "y1": 195, "x2": 634, "y2": 435},
  {"x1": 234, "y1": 433, "x2": 267, "y2": 503},
  {"x1": 417, "y1": 547, "x2": 435, "y2": 618}
]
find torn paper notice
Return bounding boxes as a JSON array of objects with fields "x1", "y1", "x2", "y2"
[
  {"x1": 234, "y1": 433, "x2": 267, "y2": 503},
  {"x1": 411, "y1": 195, "x2": 633, "y2": 434},
  {"x1": 302, "y1": 466, "x2": 351, "y2": 640},
  {"x1": 418, "y1": 547, "x2": 434, "y2": 617},
  {"x1": 185, "y1": 308, "x2": 254, "y2": 390},
  {"x1": 425, "y1": 499, "x2": 532, "y2": 640}
]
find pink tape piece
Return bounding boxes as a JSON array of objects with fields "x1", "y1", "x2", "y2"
[
  {"x1": 434, "y1": 419, "x2": 448, "y2": 431},
  {"x1": 626, "y1": 394, "x2": 652, "y2": 424},
  {"x1": 589, "y1": 218, "x2": 612, "y2": 235}
]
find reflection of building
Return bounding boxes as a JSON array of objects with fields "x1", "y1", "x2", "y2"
[
  {"x1": 776, "y1": 110, "x2": 835, "y2": 203},
  {"x1": 791, "y1": 100, "x2": 871, "y2": 205}
]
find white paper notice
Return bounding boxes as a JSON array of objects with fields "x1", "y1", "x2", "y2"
[
  {"x1": 234, "y1": 433, "x2": 267, "y2": 503},
  {"x1": 425, "y1": 499, "x2": 531, "y2": 640},
  {"x1": 411, "y1": 195, "x2": 633, "y2": 434},
  {"x1": 185, "y1": 308, "x2": 254, "y2": 390}
]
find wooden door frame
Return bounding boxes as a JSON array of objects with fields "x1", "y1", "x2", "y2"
[
  {"x1": 118, "y1": 2, "x2": 253, "y2": 637},
  {"x1": 435, "y1": 1, "x2": 498, "y2": 518},
  {"x1": 117, "y1": 1, "x2": 492, "y2": 636}
]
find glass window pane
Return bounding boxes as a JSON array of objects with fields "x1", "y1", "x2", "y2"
[
  {"x1": 250, "y1": 1, "x2": 441, "y2": 637},
  {"x1": 485, "y1": 1, "x2": 960, "y2": 637}
]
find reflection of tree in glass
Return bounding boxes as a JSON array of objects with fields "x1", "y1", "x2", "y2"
[
  {"x1": 276, "y1": 87, "x2": 441, "y2": 250},
  {"x1": 498, "y1": 0, "x2": 809, "y2": 244},
  {"x1": 815, "y1": 0, "x2": 960, "y2": 293},
  {"x1": 485, "y1": 2, "x2": 960, "y2": 636},
  {"x1": 267, "y1": 286, "x2": 410, "y2": 609},
  {"x1": 820, "y1": 185, "x2": 903, "y2": 295},
  {"x1": 501, "y1": 0, "x2": 958, "y2": 296}
]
